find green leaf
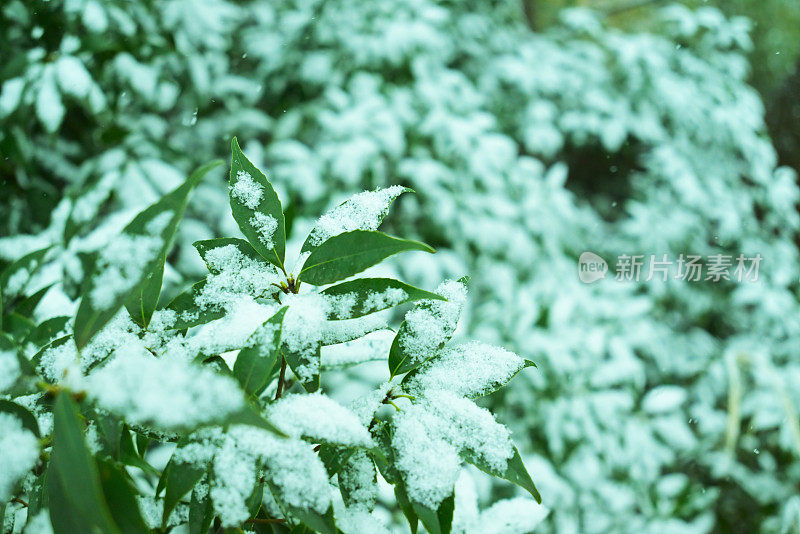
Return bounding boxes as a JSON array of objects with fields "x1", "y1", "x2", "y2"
[
  {"x1": 246, "y1": 482, "x2": 265, "y2": 517},
  {"x1": 225, "y1": 402, "x2": 288, "y2": 437},
  {"x1": 73, "y1": 160, "x2": 222, "y2": 349},
  {"x1": 388, "y1": 278, "x2": 467, "y2": 378},
  {"x1": 49, "y1": 393, "x2": 120, "y2": 533},
  {"x1": 3, "y1": 312, "x2": 36, "y2": 341},
  {"x1": 317, "y1": 444, "x2": 356, "y2": 478},
  {"x1": 164, "y1": 279, "x2": 225, "y2": 330},
  {"x1": 0, "y1": 246, "x2": 52, "y2": 303},
  {"x1": 162, "y1": 459, "x2": 206, "y2": 528},
  {"x1": 283, "y1": 345, "x2": 320, "y2": 393},
  {"x1": 320, "y1": 278, "x2": 446, "y2": 320},
  {"x1": 0, "y1": 399, "x2": 40, "y2": 436},
  {"x1": 28, "y1": 469, "x2": 48, "y2": 518},
  {"x1": 188, "y1": 481, "x2": 214, "y2": 534},
  {"x1": 119, "y1": 426, "x2": 158, "y2": 475},
  {"x1": 233, "y1": 307, "x2": 287, "y2": 396},
  {"x1": 388, "y1": 324, "x2": 428, "y2": 378},
  {"x1": 193, "y1": 237, "x2": 272, "y2": 273},
  {"x1": 339, "y1": 452, "x2": 377, "y2": 509},
  {"x1": 30, "y1": 334, "x2": 72, "y2": 375},
  {"x1": 292, "y1": 506, "x2": 336, "y2": 534},
  {"x1": 394, "y1": 484, "x2": 419, "y2": 534},
  {"x1": 47, "y1": 461, "x2": 96, "y2": 533},
  {"x1": 11, "y1": 283, "x2": 53, "y2": 318},
  {"x1": 23, "y1": 315, "x2": 70, "y2": 348},
  {"x1": 229, "y1": 137, "x2": 286, "y2": 270},
  {"x1": 124, "y1": 254, "x2": 165, "y2": 328},
  {"x1": 464, "y1": 445, "x2": 541, "y2": 504},
  {"x1": 401, "y1": 356, "x2": 537, "y2": 400},
  {"x1": 298, "y1": 231, "x2": 434, "y2": 286},
  {"x1": 96, "y1": 458, "x2": 149, "y2": 534},
  {"x1": 412, "y1": 493, "x2": 454, "y2": 534},
  {"x1": 300, "y1": 186, "x2": 413, "y2": 253},
  {"x1": 91, "y1": 410, "x2": 123, "y2": 460}
]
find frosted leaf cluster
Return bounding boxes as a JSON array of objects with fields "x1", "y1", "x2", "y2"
[
  {"x1": 267, "y1": 392, "x2": 373, "y2": 447},
  {"x1": 89, "y1": 233, "x2": 161, "y2": 307},
  {"x1": 403, "y1": 341, "x2": 526, "y2": 398},
  {"x1": 392, "y1": 391, "x2": 514, "y2": 508},
  {"x1": 2, "y1": 0, "x2": 796, "y2": 531},
  {"x1": 196, "y1": 244, "x2": 281, "y2": 311},
  {"x1": 0, "y1": 413, "x2": 39, "y2": 501},
  {"x1": 397, "y1": 279, "x2": 467, "y2": 366},
  {"x1": 178, "y1": 426, "x2": 332, "y2": 526},
  {"x1": 86, "y1": 351, "x2": 245, "y2": 431}
]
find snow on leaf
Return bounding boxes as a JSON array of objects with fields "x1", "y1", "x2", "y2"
[
  {"x1": 230, "y1": 170, "x2": 264, "y2": 210},
  {"x1": 0, "y1": 349, "x2": 21, "y2": 392},
  {"x1": 389, "y1": 278, "x2": 468, "y2": 377},
  {"x1": 302, "y1": 186, "x2": 411, "y2": 251},
  {"x1": 36, "y1": 66, "x2": 65, "y2": 133},
  {"x1": 85, "y1": 351, "x2": 245, "y2": 432},
  {"x1": 0, "y1": 412, "x2": 39, "y2": 501},
  {"x1": 268, "y1": 392, "x2": 373, "y2": 447},
  {"x1": 392, "y1": 391, "x2": 514, "y2": 509},
  {"x1": 403, "y1": 341, "x2": 526, "y2": 398}
]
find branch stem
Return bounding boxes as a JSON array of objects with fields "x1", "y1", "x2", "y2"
[{"x1": 275, "y1": 356, "x2": 287, "y2": 400}]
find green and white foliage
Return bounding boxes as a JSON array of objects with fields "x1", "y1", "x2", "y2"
[
  {"x1": 2, "y1": 1, "x2": 800, "y2": 532},
  {"x1": 0, "y1": 142, "x2": 542, "y2": 533}
]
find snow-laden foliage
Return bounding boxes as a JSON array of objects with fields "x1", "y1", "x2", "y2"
[
  {"x1": 2, "y1": 0, "x2": 799, "y2": 532},
  {"x1": 0, "y1": 143, "x2": 543, "y2": 533}
]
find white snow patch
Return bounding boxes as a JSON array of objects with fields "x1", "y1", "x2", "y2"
[{"x1": 230, "y1": 170, "x2": 263, "y2": 209}]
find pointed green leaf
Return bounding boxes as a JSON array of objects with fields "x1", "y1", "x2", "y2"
[
  {"x1": 49, "y1": 393, "x2": 120, "y2": 533},
  {"x1": 395, "y1": 484, "x2": 419, "y2": 534},
  {"x1": 73, "y1": 160, "x2": 222, "y2": 349},
  {"x1": 23, "y1": 315, "x2": 70, "y2": 348},
  {"x1": 234, "y1": 307, "x2": 287, "y2": 396},
  {"x1": 412, "y1": 493, "x2": 454, "y2": 534},
  {"x1": 96, "y1": 458, "x2": 149, "y2": 534},
  {"x1": 464, "y1": 445, "x2": 541, "y2": 503},
  {"x1": 0, "y1": 246, "x2": 52, "y2": 303},
  {"x1": 188, "y1": 481, "x2": 214, "y2": 534},
  {"x1": 290, "y1": 505, "x2": 336, "y2": 534},
  {"x1": 119, "y1": 426, "x2": 158, "y2": 475},
  {"x1": 28, "y1": 469, "x2": 48, "y2": 518},
  {"x1": 193, "y1": 237, "x2": 271, "y2": 273},
  {"x1": 300, "y1": 186, "x2": 413, "y2": 253},
  {"x1": 11, "y1": 283, "x2": 53, "y2": 318},
  {"x1": 229, "y1": 137, "x2": 286, "y2": 270},
  {"x1": 162, "y1": 459, "x2": 206, "y2": 528},
  {"x1": 125, "y1": 254, "x2": 165, "y2": 328},
  {"x1": 388, "y1": 278, "x2": 467, "y2": 378},
  {"x1": 318, "y1": 444, "x2": 357, "y2": 478},
  {"x1": 283, "y1": 345, "x2": 320, "y2": 393},
  {"x1": 225, "y1": 402, "x2": 288, "y2": 437},
  {"x1": 320, "y1": 278, "x2": 446, "y2": 320},
  {"x1": 0, "y1": 400, "x2": 40, "y2": 436},
  {"x1": 165, "y1": 279, "x2": 225, "y2": 330},
  {"x1": 298, "y1": 231, "x2": 434, "y2": 286}
]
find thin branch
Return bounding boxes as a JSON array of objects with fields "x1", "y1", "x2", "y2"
[{"x1": 275, "y1": 356, "x2": 287, "y2": 400}]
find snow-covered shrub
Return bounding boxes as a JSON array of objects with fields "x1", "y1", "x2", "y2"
[
  {"x1": 3, "y1": 1, "x2": 799, "y2": 532},
  {"x1": 0, "y1": 141, "x2": 546, "y2": 533}
]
